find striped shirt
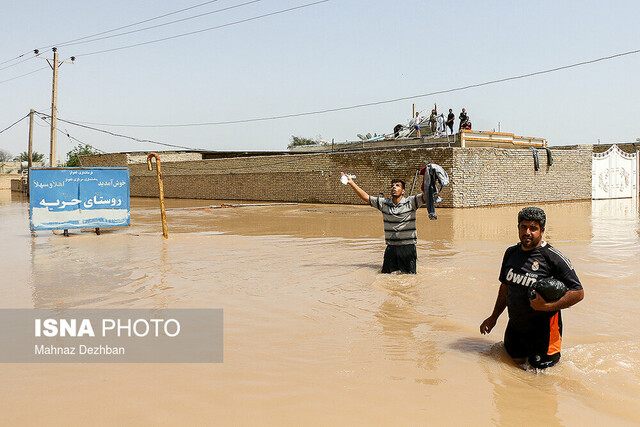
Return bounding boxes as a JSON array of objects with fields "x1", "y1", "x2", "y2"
[{"x1": 369, "y1": 194, "x2": 425, "y2": 246}]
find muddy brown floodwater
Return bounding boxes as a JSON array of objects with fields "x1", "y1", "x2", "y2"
[{"x1": 0, "y1": 190, "x2": 639, "y2": 425}]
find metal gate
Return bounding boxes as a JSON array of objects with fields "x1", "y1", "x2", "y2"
[{"x1": 592, "y1": 145, "x2": 638, "y2": 199}]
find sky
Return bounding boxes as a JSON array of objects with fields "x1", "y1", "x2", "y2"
[{"x1": 1, "y1": 0, "x2": 640, "y2": 161}]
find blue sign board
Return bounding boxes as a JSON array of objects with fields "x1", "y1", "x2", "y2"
[{"x1": 29, "y1": 168, "x2": 130, "y2": 231}]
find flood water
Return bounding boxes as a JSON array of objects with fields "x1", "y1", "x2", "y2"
[{"x1": 1, "y1": 191, "x2": 639, "y2": 425}]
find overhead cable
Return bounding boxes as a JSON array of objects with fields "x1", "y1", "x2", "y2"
[
  {"x1": 0, "y1": 51, "x2": 34, "y2": 67},
  {"x1": 0, "y1": 113, "x2": 29, "y2": 135},
  {"x1": 0, "y1": 53, "x2": 38, "y2": 72},
  {"x1": 58, "y1": 0, "x2": 264, "y2": 48},
  {"x1": 0, "y1": 66, "x2": 49, "y2": 85},
  {"x1": 39, "y1": 115, "x2": 107, "y2": 153},
  {"x1": 2, "y1": 0, "x2": 225, "y2": 66},
  {"x1": 59, "y1": 129, "x2": 108, "y2": 154},
  {"x1": 36, "y1": 112, "x2": 204, "y2": 151},
  {"x1": 74, "y1": 0, "x2": 330, "y2": 57},
  {"x1": 38, "y1": 0, "x2": 226, "y2": 50},
  {"x1": 67, "y1": 47, "x2": 640, "y2": 128}
]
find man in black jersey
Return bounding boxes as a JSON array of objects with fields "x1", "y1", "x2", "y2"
[{"x1": 480, "y1": 207, "x2": 584, "y2": 369}]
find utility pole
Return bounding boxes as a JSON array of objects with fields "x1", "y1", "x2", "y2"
[
  {"x1": 26, "y1": 108, "x2": 35, "y2": 195},
  {"x1": 49, "y1": 47, "x2": 59, "y2": 167},
  {"x1": 28, "y1": 109, "x2": 34, "y2": 169}
]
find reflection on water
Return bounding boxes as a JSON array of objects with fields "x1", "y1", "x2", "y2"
[{"x1": 0, "y1": 193, "x2": 639, "y2": 425}]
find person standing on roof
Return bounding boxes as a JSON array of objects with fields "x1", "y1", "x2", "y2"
[
  {"x1": 411, "y1": 112, "x2": 422, "y2": 138},
  {"x1": 459, "y1": 108, "x2": 470, "y2": 131},
  {"x1": 446, "y1": 109, "x2": 455, "y2": 135},
  {"x1": 429, "y1": 108, "x2": 438, "y2": 133}
]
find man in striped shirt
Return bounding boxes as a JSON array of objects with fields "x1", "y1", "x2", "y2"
[{"x1": 343, "y1": 173, "x2": 425, "y2": 274}]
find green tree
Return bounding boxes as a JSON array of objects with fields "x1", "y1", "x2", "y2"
[
  {"x1": 14, "y1": 151, "x2": 45, "y2": 162},
  {"x1": 287, "y1": 135, "x2": 319, "y2": 150},
  {"x1": 66, "y1": 144, "x2": 99, "y2": 167}
]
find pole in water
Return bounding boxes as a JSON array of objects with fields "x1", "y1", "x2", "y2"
[{"x1": 147, "y1": 152, "x2": 169, "y2": 238}]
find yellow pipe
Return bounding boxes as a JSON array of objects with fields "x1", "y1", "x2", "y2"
[{"x1": 147, "y1": 152, "x2": 168, "y2": 238}]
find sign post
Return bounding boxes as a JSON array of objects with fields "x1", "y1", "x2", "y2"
[{"x1": 29, "y1": 168, "x2": 130, "y2": 233}]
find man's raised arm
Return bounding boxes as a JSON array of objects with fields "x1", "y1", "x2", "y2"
[{"x1": 342, "y1": 172, "x2": 370, "y2": 203}]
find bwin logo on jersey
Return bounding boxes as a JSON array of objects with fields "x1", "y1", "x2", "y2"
[{"x1": 505, "y1": 268, "x2": 537, "y2": 287}]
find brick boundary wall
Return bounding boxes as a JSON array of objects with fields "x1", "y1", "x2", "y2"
[
  {"x1": 82, "y1": 146, "x2": 593, "y2": 207},
  {"x1": 129, "y1": 148, "x2": 455, "y2": 205},
  {"x1": 452, "y1": 146, "x2": 592, "y2": 206}
]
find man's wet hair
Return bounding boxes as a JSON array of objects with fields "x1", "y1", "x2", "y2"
[
  {"x1": 391, "y1": 179, "x2": 406, "y2": 189},
  {"x1": 518, "y1": 206, "x2": 546, "y2": 229}
]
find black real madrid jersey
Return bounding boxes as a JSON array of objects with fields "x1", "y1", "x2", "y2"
[{"x1": 498, "y1": 242, "x2": 582, "y2": 327}]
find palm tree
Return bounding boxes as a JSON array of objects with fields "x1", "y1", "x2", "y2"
[{"x1": 14, "y1": 151, "x2": 45, "y2": 162}]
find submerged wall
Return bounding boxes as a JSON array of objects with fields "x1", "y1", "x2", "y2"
[{"x1": 82, "y1": 146, "x2": 593, "y2": 207}]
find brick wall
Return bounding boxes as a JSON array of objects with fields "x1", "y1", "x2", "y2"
[
  {"x1": 127, "y1": 152, "x2": 202, "y2": 164},
  {"x1": 79, "y1": 152, "x2": 203, "y2": 167},
  {"x1": 129, "y1": 148, "x2": 454, "y2": 205},
  {"x1": 451, "y1": 146, "x2": 592, "y2": 207},
  {"x1": 83, "y1": 146, "x2": 593, "y2": 207},
  {"x1": 80, "y1": 153, "x2": 129, "y2": 167}
]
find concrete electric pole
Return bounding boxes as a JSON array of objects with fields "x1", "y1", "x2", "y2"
[
  {"x1": 48, "y1": 47, "x2": 59, "y2": 167},
  {"x1": 27, "y1": 109, "x2": 34, "y2": 169},
  {"x1": 27, "y1": 108, "x2": 35, "y2": 193}
]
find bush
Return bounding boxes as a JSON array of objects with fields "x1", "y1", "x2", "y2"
[
  {"x1": 66, "y1": 144, "x2": 99, "y2": 167},
  {"x1": 287, "y1": 135, "x2": 319, "y2": 150}
]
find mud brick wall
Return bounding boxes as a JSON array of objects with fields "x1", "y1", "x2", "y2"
[
  {"x1": 80, "y1": 152, "x2": 202, "y2": 167},
  {"x1": 80, "y1": 153, "x2": 129, "y2": 167},
  {"x1": 129, "y1": 148, "x2": 455, "y2": 205},
  {"x1": 451, "y1": 146, "x2": 592, "y2": 207},
  {"x1": 82, "y1": 146, "x2": 593, "y2": 207},
  {"x1": 0, "y1": 174, "x2": 21, "y2": 190}
]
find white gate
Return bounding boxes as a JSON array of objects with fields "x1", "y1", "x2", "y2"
[{"x1": 592, "y1": 145, "x2": 638, "y2": 199}]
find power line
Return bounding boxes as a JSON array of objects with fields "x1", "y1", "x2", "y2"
[
  {"x1": 58, "y1": 0, "x2": 264, "y2": 48},
  {"x1": 0, "y1": 66, "x2": 49, "y2": 85},
  {"x1": 67, "y1": 47, "x2": 640, "y2": 128},
  {"x1": 36, "y1": 112, "x2": 204, "y2": 151},
  {"x1": 0, "y1": 51, "x2": 34, "y2": 67},
  {"x1": 59, "y1": 129, "x2": 107, "y2": 154},
  {"x1": 74, "y1": 0, "x2": 330, "y2": 57},
  {"x1": 0, "y1": 2, "x2": 325, "y2": 86},
  {"x1": 39, "y1": 0, "x2": 226, "y2": 50},
  {"x1": 0, "y1": 113, "x2": 29, "y2": 135},
  {"x1": 0, "y1": 53, "x2": 38, "y2": 72},
  {"x1": 38, "y1": 115, "x2": 107, "y2": 153},
  {"x1": 0, "y1": 0, "x2": 224, "y2": 68},
  {"x1": 0, "y1": 55, "x2": 73, "y2": 87}
]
